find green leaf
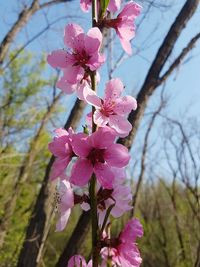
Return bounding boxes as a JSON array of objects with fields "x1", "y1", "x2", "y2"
[{"x1": 100, "y1": 0, "x2": 110, "y2": 17}]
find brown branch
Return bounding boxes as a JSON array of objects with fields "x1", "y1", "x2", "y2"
[
  {"x1": 17, "y1": 98, "x2": 86, "y2": 267},
  {"x1": 159, "y1": 32, "x2": 200, "y2": 84},
  {"x1": 131, "y1": 93, "x2": 166, "y2": 217},
  {"x1": 0, "y1": 0, "x2": 71, "y2": 64},
  {"x1": 117, "y1": 0, "x2": 200, "y2": 149},
  {"x1": 0, "y1": 91, "x2": 63, "y2": 249}
]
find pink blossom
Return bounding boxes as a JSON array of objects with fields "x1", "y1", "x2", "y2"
[
  {"x1": 56, "y1": 180, "x2": 74, "y2": 231},
  {"x1": 48, "y1": 128, "x2": 74, "y2": 180},
  {"x1": 80, "y1": 0, "x2": 121, "y2": 13},
  {"x1": 70, "y1": 127, "x2": 130, "y2": 189},
  {"x1": 68, "y1": 255, "x2": 92, "y2": 267},
  {"x1": 105, "y1": 1, "x2": 141, "y2": 55},
  {"x1": 47, "y1": 23, "x2": 105, "y2": 98},
  {"x1": 98, "y1": 167, "x2": 132, "y2": 226},
  {"x1": 101, "y1": 218, "x2": 143, "y2": 266},
  {"x1": 85, "y1": 78, "x2": 137, "y2": 137}
]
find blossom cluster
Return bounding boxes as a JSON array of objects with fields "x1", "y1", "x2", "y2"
[{"x1": 47, "y1": 0, "x2": 143, "y2": 266}]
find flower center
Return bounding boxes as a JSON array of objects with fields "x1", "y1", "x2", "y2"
[
  {"x1": 100, "y1": 100, "x2": 116, "y2": 117},
  {"x1": 73, "y1": 50, "x2": 90, "y2": 67},
  {"x1": 87, "y1": 148, "x2": 105, "y2": 165}
]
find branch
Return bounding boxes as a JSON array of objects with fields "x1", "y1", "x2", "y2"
[
  {"x1": 159, "y1": 32, "x2": 200, "y2": 84},
  {"x1": 117, "y1": 0, "x2": 200, "y2": 149},
  {"x1": 0, "y1": 0, "x2": 71, "y2": 64}
]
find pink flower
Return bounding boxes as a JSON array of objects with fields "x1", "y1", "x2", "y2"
[
  {"x1": 98, "y1": 168, "x2": 132, "y2": 226},
  {"x1": 56, "y1": 180, "x2": 74, "y2": 231},
  {"x1": 48, "y1": 128, "x2": 74, "y2": 180},
  {"x1": 47, "y1": 23, "x2": 105, "y2": 98},
  {"x1": 70, "y1": 127, "x2": 130, "y2": 189},
  {"x1": 68, "y1": 255, "x2": 92, "y2": 267},
  {"x1": 105, "y1": 1, "x2": 141, "y2": 55},
  {"x1": 101, "y1": 218, "x2": 143, "y2": 266},
  {"x1": 80, "y1": 0, "x2": 121, "y2": 13},
  {"x1": 85, "y1": 78, "x2": 137, "y2": 137}
]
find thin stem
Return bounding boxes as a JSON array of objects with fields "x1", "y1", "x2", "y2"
[
  {"x1": 90, "y1": 0, "x2": 99, "y2": 266},
  {"x1": 89, "y1": 174, "x2": 99, "y2": 266}
]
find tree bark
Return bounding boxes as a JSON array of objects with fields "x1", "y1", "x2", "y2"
[
  {"x1": 0, "y1": 0, "x2": 70, "y2": 64},
  {"x1": 17, "y1": 99, "x2": 86, "y2": 267},
  {"x1": 55, "y1": 1, "x2": 200, "y2": 266},
  {"x1": 0, "y1": 92, "x2": 62, "y2": 249}
]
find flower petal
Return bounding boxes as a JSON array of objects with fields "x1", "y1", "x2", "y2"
[
  {"x1": 80, "y1": 0, "x2": 91, "y2": 12},
  {"x1": 50, "y1": 157, "x2": 70, "y2": 180},
  {"x1": 56, "y1": 209, "x2": 71, "y2": 232},
  {"x1": 114, "y1": 95, "x2": 137, "y2": 115},
  {"x1": 94, "y1": 162, "x2": 114, "y2": 189},
  {"x1": 62, "y1": 65, "x2": 84, "y2": 84},
  {"x1": 94, "y1": 110, "x2": 109, "y2": 127},
  {"x1": 109, "y1": 114, "x2": 132, "y2": 137},
  {"x1": 104, "y1": 144, "x2": 130, "y2": 167},
  {"x1": 47, "y1": 50, "x2": 68, "y2": 68},
  {"x1": 104, "y1": 78, "x2": 124, "y2": 102},
  {"x1": 68, "y1": 255, "x2": 87, "y2": 267},
  {"x1": 83, "y1": 86, "x2": 101, "y2": 108},
  {"x1": 64, "y1": 23, "x2": 84, "y2": 48},
  {"x1": 88, "y1": 127, "x2": 116, "y2": 149},
  {"x1": 70, "y1": 159, "x2": 93, "y2": 186},
  {"x1": 71, "y1": 133, "x2": 91, "y2": 157},
  {"x1": 85, "y1": 27, "x2": 103, "y2": 54}
]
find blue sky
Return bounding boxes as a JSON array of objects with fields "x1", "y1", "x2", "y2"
[{"x1": 1, "y1": 0, "x2": 200, "y2": 180}]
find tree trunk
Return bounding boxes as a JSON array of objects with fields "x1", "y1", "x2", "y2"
[
  {"x1": 0, "y1": 92, "x2": 62, "y2": 248},
  {"x1": 17, "y1": 99, "x2": 86, "y2": 267}
]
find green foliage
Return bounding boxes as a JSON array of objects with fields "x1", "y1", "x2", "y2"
[{"x1": 100, "y1": 0, "x2": 110, "y2": 17}]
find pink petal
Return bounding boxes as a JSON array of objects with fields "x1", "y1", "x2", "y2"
[
  {"x1": 47, "y1": 50, "x2": 68, "y2": 68},
  {"x1": 56, "y1": 209, "x2": 71, "y2": 232},
  {"x1": 107, "y1": 0, "x2": 121, "y2": 12},
  {"x1": 109, "y1": 114, "x2": 132, "y2": 137},
  {"x1": 80, "y1": 0, "x2": 91, "y2": 12},
  {"x1": 119, "y1": 36, "x2": 132, "y2": 55},
  {"x1": 117, "y1": 23, "x2": 135, "y2": 41},
  {"x1": 119, "y1": 2, "x2": 142, "y2": 19},
  {"x1": 71, "y1": 133, "x2": 91, "y2": 157},
  {"x1": 94, "y1": 163, "x2": 114, "y2": 189},
  {"x1": 60, "y1": 181, "x2": 74, "y2": 210},
  {"x1": 72, "y1": 33, "x2": 85, "y2": 53},
  {"x1": 83, "y1": 86, "x2": 101, "y2": 108},
  {"x1": 56, "y1": 76, "x2": 76, "y2": 94},
  {"x1": 88, "y1": 127, "x2": 116, "y2": 149},
  {"x1": 54, "y1": 128, "x2": 69, "y2": 137},
  {"x1": 70, "y1": 159, "x2": 93, "y2": 186},
  {"x1": 85, "y1": 27, "x2": 103, "y2": 54},
  {"x1": 50, "y1": 157, "x2": 70, "y2": 180},
  {"x1": 48, "y1": 136, "x2": 70, "y2": 158},
  {"x1": 87, "y1": 53, "x2": 105, "y2": 71},
  {"x1": 104, "y1": 144, "x2": 130, "y2": 168},
  {"x1": 104, "y1": 78, "x2": 124, "y2": 102},
  {"x1": 68, "y1": 255, "x2": 87, "y2": 267},
  {"x1": 94, "y1": 110, "x2": 109, "y2": 127},
  {"x1": 62, "y1": 65, "x2": 84, "y2": 84},
  {"x1": 64, "y1": 23, "x2": 84, "y2": 48},
  {"x1": 114, "y1": 95, "x2": 137, "y2": 115}
]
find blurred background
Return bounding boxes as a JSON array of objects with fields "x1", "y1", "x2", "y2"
[{"x1": 0, "y1": 0, "x2": 200, "y2": 266}]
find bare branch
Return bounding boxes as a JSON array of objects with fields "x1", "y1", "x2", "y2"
[
  {"x1": 0, "y1": 0, "x2": 71, "y2": 64},
  {"x1": 118, "y1": 0, "x2": 200, "y2": 149}
]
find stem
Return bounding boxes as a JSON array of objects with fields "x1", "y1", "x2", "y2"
[
  {"x1": 89, "y1": 174, "x2": 99, "y2": 266},
  {"x1": 90, "y1": 0, "x2": 99, "y2": 266}
]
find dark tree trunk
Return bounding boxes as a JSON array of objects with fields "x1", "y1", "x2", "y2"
[{"x1": 17, "y1": 99, "x2": 86, "y2": 267}]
